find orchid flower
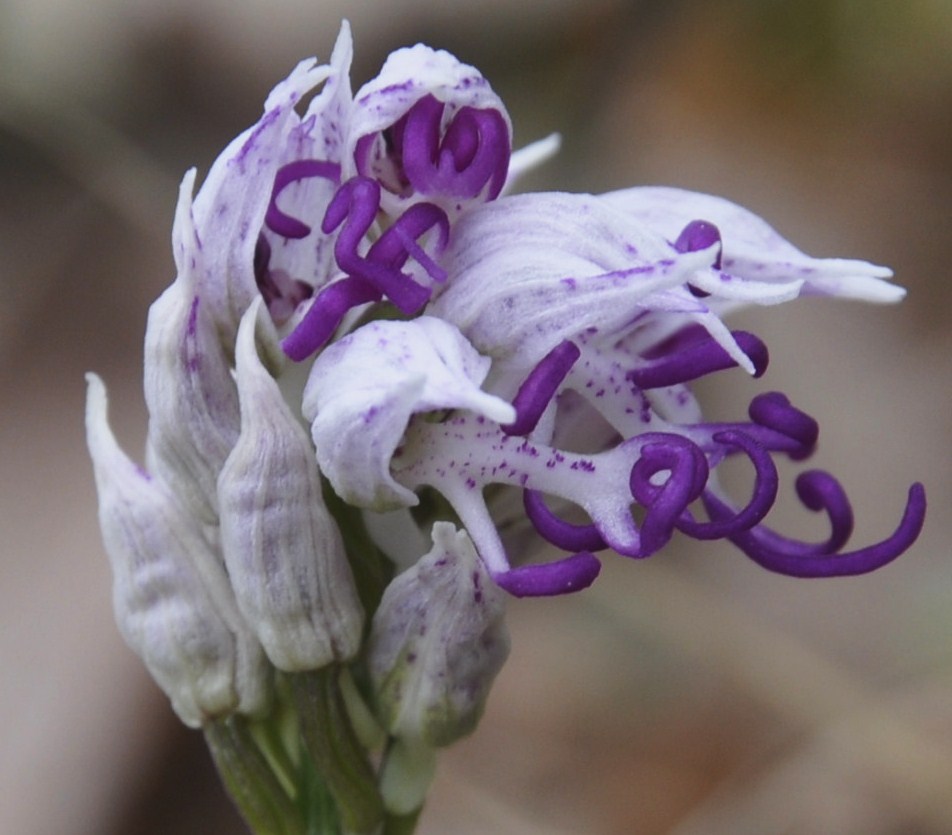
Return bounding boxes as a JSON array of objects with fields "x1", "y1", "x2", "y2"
[
  {"x1": 85, "y1": 21, "x2": 927, "y2": 835},
  {"x1": 307, "y1": 190, "x2": 925, "y2": 596}
]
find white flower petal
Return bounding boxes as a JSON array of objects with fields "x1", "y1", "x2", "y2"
[
  {"x1": 186, "y1": 23, "x2": 354, "y2": 342},
  {"x1": 602, "y1": 186, "x2": 904, "y2": 303},
  {"x1": 143, "y1": 277, "x2": 240, "y2": 525},
  {"x1": 503, "y1": 133, "x2": 561, "y2": 193},
  {"x1": 303, "y1": 317, "x2": 515, "y2": 510},
  {"x1": 431, "y1": 191, "x2": 720, "y2": 380}
]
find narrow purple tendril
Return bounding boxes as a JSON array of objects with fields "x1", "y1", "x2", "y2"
[
  {"x1": 676, "y1": 430, "x2": 779, "y2": 540},
  {"x1": 281, "y1": 277, "x2": 381, "y2": 361},
  {"x1": 629, "y1": 330, "x2": 769, "y2": 389},
  {"x1": 400, "y1": 95, "x2": 510, "y2": 200},
  {"x1": 492, "y1": 552, "x2": 602, "y2": 598},
  {"x1": 503, "y1": 340, "x2": 582, "y2": 437},
  {"x1": 628, "y1": 434, "x2": 710, "y2": 556},
  {"x1": 703, "y1": 478, "x2": 926, "y2": 577},
  {"x1": 253, "y1": 235, "x2": 313, "y2": 323},
  {"x1": 265, "y1": 159, "x2": 341, "y2": 239},
  {"x1": 697, "y1": 393, "x2": 820, "y2": 459},
  {"x1": 523, "y1": 491, "x2": 608, "y2": 552},
  {"x1": 749, "y1": 392, "x2": 819, "y2": 460},
  {"x1": 322, "y1": 176, "x2": 432, "y2": 314},
  {"x1": 368, "y1": 201, "x2": 450, "y2": 284}
]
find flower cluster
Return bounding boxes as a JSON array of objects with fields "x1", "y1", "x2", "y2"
[{"x1": 85, "y1": 20, "x2": 925, "y2": 833}]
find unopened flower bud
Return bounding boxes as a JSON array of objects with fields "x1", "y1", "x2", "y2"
[
  {"x1": 85, "y1": 373, "x2": 269, "y2": 727},
  {"x1": 218, "y1": 300, "x2": 364, "y2": 671},
  {"x1": 368, "y1": 523, "x2": 510, "y2": 747}
]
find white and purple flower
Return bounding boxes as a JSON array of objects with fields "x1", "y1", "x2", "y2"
[{"x1": 85, "y1": 27, "x2": 926, "y2": 823}]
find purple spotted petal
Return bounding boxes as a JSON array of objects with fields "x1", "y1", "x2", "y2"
[{"x1": 603, "y1": 186, "x2": 904, "y2": 304}]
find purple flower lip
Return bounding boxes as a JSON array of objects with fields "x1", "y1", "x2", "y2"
[
  {"x1": 675, "y1": 430, "x2": 778, "y2": 540},
  {"x1": 523, "y1": 490, "x2": 608, "y2": 553},
  {"x1": 323, "y1": 176, "x2": 444, "y2": 314}
]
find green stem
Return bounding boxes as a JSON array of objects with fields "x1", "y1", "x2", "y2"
[
  {"x1": 382, "y1": 807, "x2": 423, "y2": 835},
  {"x1": 292, "y1": 666, "x2": 384, "y2": 834},
  {"x1": 205, "y1": 716, "x2": 304, "y2": 835}
]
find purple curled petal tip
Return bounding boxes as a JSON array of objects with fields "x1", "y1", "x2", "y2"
[
  {"x1": 707, "y1": 481, "x2": 925, "y2": 578},
  {"x1": 401, "y1": 96, "x2": 510, "y2": 201},
  {"x1": 748, "y1": 392, "x2": 819, "y2": 459},
  {"x1": 629, "y1": 434, "x2": 710, "y2": 556},
  {"x1": 265, "y1": 159, "x2": 341, "y2": 239},
  {"x1": 368, "y1": 201, "x2": 450, "y2": 284},
  {"x1": 677, "y1": 430, "x2": 778, "y2": 540},
  {"x1": 523, "y1": 490, "x2": 607, "y2": 552},
  {"x1": 629, "y1": 330, "x2": 769, "y2": 390},
  {"x1": 736, "y1": 332, "x2": 770, "y2": 379},
  {"x1": 504, "y1": 340, "x2": 581, "y2": 437},
  {"x1": 493, "y1": 552, "x2": 602, "y2": 598}
]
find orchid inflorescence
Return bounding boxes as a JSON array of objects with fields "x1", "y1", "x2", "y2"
[{"x1": 85, "y1": 21, "x2": 926, "y2": 834}]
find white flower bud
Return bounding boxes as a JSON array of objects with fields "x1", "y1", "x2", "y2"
[
  {"x1": 368, "y1": 523, "x2": 510, "y2": 747},
  {"x1": 85, "y1": 373, "x2": 269, "y2": 727},
  {"x1": 218, "y1": 300, "x2": 364, "y2": 671}
]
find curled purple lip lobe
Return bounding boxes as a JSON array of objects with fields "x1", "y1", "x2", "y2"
[{"x1": 492, "y1": 552, "x2": 601, "y2": 598}]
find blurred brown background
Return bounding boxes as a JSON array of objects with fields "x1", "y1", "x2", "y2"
[{"x1": 1, "y1": 1, "x2": 950, "y2": 833}]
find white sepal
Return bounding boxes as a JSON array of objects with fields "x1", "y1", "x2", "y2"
[
  {"x1": 602, "y1": 185, "x2": 904, "y2": 303},
  {"x1": 303, "y1": 316, "x2": 515, "y2": 510},
  {"x1": 431, "y1": 191, "x2": 721, "y2": 382},
  {"x1": 143, "y1": 273, "x2": 240, "y2": 526},
  {"x1": 187, "y1": 23, "x2": 354, "y2": 342}
]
